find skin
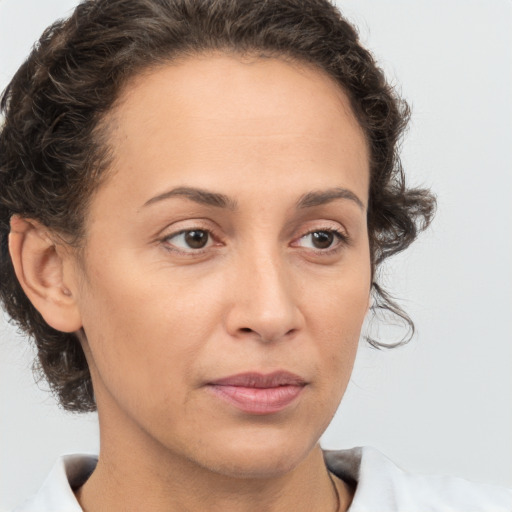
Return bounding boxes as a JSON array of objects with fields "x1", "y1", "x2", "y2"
[{"x1": 10, "y1": 54, "x2": 371, "y2": 511}]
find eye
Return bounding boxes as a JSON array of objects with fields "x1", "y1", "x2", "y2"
[
  {"x1": 296, "y1": 229, "x2": 346, "y2": 250},
  {"x1": 164, "y1": 229, "x2": 212, "y2": 251}
]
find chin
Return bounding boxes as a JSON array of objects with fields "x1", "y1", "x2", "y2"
[{"x1": 186, "y1": 424, "x2": 320, "y2": 479}]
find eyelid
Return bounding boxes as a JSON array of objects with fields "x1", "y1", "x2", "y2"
[
  {"x1": 167, "y1": 229, "x2": 212, "y2": 247},
  {"x1": 299, "y1": 225, "x2": 348, "y2": 238},
  {"x1": 158, "y1": 220, "x2": 224, "y2": 255},
  {"x1": 291, "y1": 224, "x2": 350, "y2": 255}
]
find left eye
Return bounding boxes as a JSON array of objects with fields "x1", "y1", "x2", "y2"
[
  {"x1": 297, "y1": 230, "x2": 344, "y2": 250},
  {"x1": 165, "y1": 230, "x2": 212, "y2": 251}
]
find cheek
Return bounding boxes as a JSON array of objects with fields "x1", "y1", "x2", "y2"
[
  {"x1": 77, "y1": 261, "x2": 197, "y2": 405},
  {"x1": 305, "y1": 256, "x2": 371, "y2": 377},
  {"x1": 295, "y1": 278, "x2": 369, "y2": 438},
  {"x1": 307, "y1": 246, "x2": 371, "y2": 323},
  {"x1": 76, "y1": 247, "x2": 234, "y2": 408}
]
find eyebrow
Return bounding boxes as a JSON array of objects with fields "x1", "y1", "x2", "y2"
[
  {"x1": 142, "y1": 186, "x2": 238, "y2": 210},
  {"x1": 142, "y1": 185, "x2": 364, "y2": 211},
  {"x1": 296, "y1": 187, "x2": 365, "y2": 211}
]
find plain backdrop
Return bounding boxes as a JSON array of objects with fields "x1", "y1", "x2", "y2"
[{"x1": 1, "y1": 0, "x2": 511, "y2": 509}]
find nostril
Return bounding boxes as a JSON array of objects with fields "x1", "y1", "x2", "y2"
[{"x1": 240, "y1": 327, "x2": 253, "y2": 334}]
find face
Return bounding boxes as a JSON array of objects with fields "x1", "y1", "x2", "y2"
[{"x1": 70, "y1": 54, "x2": 371, "y2": 478}]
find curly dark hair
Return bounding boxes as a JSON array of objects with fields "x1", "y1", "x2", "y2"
[{"x1": 0, "y1": 0, "x2": 435, "y2": 412}]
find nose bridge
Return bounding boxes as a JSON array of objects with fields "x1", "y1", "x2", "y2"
[{"x1": 226, "y1": 242, "x2": 301, "y2": 341}]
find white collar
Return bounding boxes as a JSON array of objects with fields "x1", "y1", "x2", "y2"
[
  {"x1": 15, "y1": 454, "x2": 96, "y2": 511},
  {"x1": 324, "y1": 446, "x2": 512, "y2": 511},
  {"x1": 16, "y1": 447, "x2": 512, "y2": 511}
]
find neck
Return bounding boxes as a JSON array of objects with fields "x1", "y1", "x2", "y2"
[{"x1": 76, "y1": 413, "x2": 353, "y2": 512}]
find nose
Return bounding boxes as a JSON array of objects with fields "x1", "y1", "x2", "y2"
[{"x1": 224, "y1": 249, "x2": 304, "y2": 343}]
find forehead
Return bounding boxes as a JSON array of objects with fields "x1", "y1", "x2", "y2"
[
  {"x1": 100, "y1": 53, "x2": 369, "y2": 206},
  {"x1": 112, "y1": 53, "x2": 366, "y2": 143}
]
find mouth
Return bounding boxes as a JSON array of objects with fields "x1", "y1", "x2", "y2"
[{"x1": 206, "y1": 371, "x2": 307, "y2": 415}]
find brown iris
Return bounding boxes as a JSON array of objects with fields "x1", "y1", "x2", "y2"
[
  {"x1": 184, "y1": 230, "x2": 209, "y2": 249},
  {"x1": 311, "y1": 231, "x2": 334, "y2": 249}
]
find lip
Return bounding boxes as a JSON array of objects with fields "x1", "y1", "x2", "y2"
[{"x1": 206, "y1": 371, "x2": 307, "y2": 415}]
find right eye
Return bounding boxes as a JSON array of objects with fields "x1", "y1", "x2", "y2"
[{"x1": 163, "y1": 229, "x2": 213, "y2": 252}]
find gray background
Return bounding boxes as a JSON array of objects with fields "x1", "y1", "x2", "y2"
[{"x1": 1, "y1": 0, "x2": 511, "y2": 509}]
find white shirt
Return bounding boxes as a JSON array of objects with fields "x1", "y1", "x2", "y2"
[{"x1": 13, "y1": 447, "x2": 512, "y2": 511}]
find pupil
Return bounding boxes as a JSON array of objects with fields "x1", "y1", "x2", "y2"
[
  {"x1": 312, "y1": 231, "x2": 333, "y2": 249},
  {"x1": 185, "y1": 230, "x2": 208, "y2": 249}
]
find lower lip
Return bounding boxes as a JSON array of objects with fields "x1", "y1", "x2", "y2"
[{"x1": 207, "y1": 384, "x2": 305, "y2": 415}]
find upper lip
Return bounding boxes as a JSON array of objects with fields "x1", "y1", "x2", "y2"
[{"x1": 208, "y1": 371, "x2": 307, "y2": 388}]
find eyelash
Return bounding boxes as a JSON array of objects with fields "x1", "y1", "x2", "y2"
[
  {"x1": 296, "y1": 227, "x2": 349, "y2": 255},
  {"x1": 161, "y1": 228, "x2": 220, "y2": 256},
  {"x1": 160, "y1": 227, "x2": 349, "y2": 256}
]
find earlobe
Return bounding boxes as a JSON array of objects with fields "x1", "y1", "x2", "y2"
[{"x1": 8, "y1": 216, "x2": 83, "y2": 333}]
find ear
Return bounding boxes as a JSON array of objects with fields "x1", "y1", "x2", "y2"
[{"x1": 8, "y1": 216, "x2": 83, "y2": 333}]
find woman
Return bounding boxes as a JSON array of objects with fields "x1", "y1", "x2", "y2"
[{"x1": 0, "y1": 0, "x2": 510, "y2": 510}]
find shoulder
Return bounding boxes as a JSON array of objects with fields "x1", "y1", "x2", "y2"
[
  {"x1": 324, "y1": 446, "x2": 512, "y2": 512},
  {"x1": 12, "y1": 454, "x2": 97, "y2": 512}
]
